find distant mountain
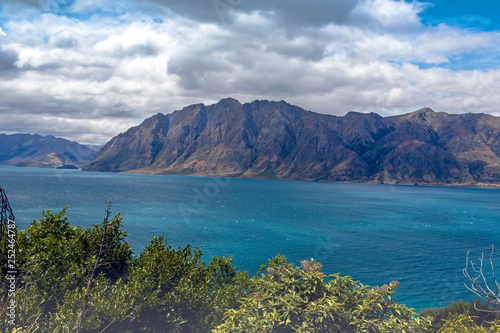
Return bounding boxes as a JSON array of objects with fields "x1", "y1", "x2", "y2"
[
  {"x1": 83, "y1": 98, "x2": 500, "y2": 186},
  {"x1": 0, "y1": 134, "x2": 98, "y2": 168},
  {"x1": 84, "y1": 144, "x2": 104, "y2": 151}
]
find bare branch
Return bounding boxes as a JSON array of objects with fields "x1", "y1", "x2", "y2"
[
  {"x1": 99, "y1": 319, "x2": 116, "y2": 333},
  {"x1": 463, "y1": 246, "x2": 500, "y2": 312},
  {"x1": 491, "y1": 245, "x2": 498, "y2": 296}
]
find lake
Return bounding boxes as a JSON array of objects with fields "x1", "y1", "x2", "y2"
[{"x1": 1, "y1": 164, "x2": 499, "y2": 310}]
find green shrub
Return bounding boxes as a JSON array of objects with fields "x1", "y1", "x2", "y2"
[
  {"x1": 5, "y1": 207, "x2": 500, "y2": 333},
  {"x1": 420, "y1": 300, "x2": 499, "y2": 333},
  {"x1": 3, "y1": 208, "x2": 248, "y2": 332},
  {"x1": 214, "y1": 255, "x2": 431, "y2": 333},
  {"x1": 437, "y1": 312, "x2": 500, "y2": 332}
]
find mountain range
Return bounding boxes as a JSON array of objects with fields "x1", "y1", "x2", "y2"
[
  {"x1": 83, "y1": 98, "x2": 500, "y2": 186},
  {"x1": 0, "y1": 133, "x2": 98, "y2": 168}
]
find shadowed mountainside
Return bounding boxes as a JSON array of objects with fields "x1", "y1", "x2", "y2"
[{"x1": 83, "y1": 98, "x2": 500, "y2": 186}]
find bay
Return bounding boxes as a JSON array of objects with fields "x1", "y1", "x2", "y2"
[{"x1": 1, "y1": 164, "x2": 500, "y2": 310}]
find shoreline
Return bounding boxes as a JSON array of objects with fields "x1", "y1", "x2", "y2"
[
  {"x1": 116, "y1": 168, "x2": 500, "y2": 189},
  {"x1": 4, "y1": 163, "x2": 500, "y2": 189}
]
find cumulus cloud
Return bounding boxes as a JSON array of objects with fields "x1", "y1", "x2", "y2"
[
  {"x1": 139, "y1": 0, "x2": 359, "y2": 28},
  {"x1": 0, "y1": 47, "x2": 18, "y2": 71},
  {"x1": 0, "y1": 0, "x2": 499, "y2": 144},
  {"x1": 6, "y1": 0, "x2": 49, "y2": 8},
  {"x1": 349, "y1": 0, "x2": 427, "y2": 32}
]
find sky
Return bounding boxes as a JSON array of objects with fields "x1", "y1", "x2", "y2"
[{"x1": 0, "y1": 0, "x2": 499, "y2": 144}]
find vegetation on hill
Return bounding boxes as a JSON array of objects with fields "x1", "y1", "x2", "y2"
[{"x1": 1, "y1": 208, "x2": 500, "y2": 332}]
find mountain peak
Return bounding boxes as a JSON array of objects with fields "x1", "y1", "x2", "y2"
[
  {"x1": 388, "y1": 107, "x2": 443, "y2": 124},
  {"x1": 416, "y1": 107, "x2": 435, "y2": 113},
  {"x1": 345, "y1": 111, "x2": 376, "y2": 117},
  {"x1": 216, "y1": 97, "x2": 242, "y2": 107},
  {"x1": 83, "y1": 99, "x2": 500, "y2": 186}
]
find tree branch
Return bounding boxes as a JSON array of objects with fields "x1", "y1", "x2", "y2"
[
  {"x1": 76, "y1": 202, "x2": 112, "y2": 333},
  {"x1": 463, "y1": 246, "x2": 500, "y2": 312}
]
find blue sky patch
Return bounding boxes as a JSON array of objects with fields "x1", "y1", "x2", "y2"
[{"x1": 419, "y1": 0, "x2": 500, "y2": 31}]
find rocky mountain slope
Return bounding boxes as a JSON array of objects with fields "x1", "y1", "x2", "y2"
[
  {"x1": 83, "y1": 98, "x2": 500, "y2": 186},
  {"x1": 0, "y1": 133, "x2": 98, "y2": 168}
]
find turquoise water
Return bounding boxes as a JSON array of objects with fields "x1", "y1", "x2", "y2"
[{"x1": 1, "y1": 165, "x2": 500, "y2": 310}]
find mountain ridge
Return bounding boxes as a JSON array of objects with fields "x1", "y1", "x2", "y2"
[
  {"x1": 83, "y1": 98, "x2": 500, "y2": 186},
  {"x1": 0, "y1": 133, "x2": 98, "y2": 168}
]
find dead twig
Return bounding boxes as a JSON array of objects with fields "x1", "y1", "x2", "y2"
[{"x1": 463, "y1": 245, "x2": 500, "y2": 312}]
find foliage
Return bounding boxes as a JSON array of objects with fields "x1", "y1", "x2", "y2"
[
  {"x1": 420, "y1": 300, "x2": 498, "y2": 332},
  {"x1": 214, "y1": 256, "x2": 431, "y2": 333},
  {"x1": 50, "y1": 276, "x2": 133, "y2": 332},
  {"x1": 2, "y1": 208, "x2": 248, "y2": 332},
  {"x1": 437, "y1": 312, "x2": 500, "y2": 333},
  {"x1": 11, "y1": 207, "x2": 133, "y2": 331},
  {"x1": 4, "y1": 207, "x2": 500, "y2": 332},
  {"x1": 120, "y1": 236, "x2": 249, "y2": 332}
]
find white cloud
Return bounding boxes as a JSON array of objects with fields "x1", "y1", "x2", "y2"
[
  {"x1": 349, "y1": 0, "x2": 427, "y2": 32},
  {"x1": 0, "y1": 0, "x2": 499, "y2": 144}
]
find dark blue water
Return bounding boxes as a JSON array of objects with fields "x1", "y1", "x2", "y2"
[{"x1": 1, "y1": 165, "x2": 500, "y2": 310}]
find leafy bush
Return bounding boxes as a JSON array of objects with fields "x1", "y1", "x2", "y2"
[
  {"x1": 2, "y1": 208, "x2": 248, "y2": 332},
  {"x1": 420, "y1": 300, "x2": 498, "y2": 332},
  {"x1": 3, "y1": 207, "x2": 500, "y2": 333},
  {"x1": 437, "y1": 312, "x2": 500, "y2": 333},
  {"x1": 214, "y1": 255, "x2": 431, "y2": 333},
  {"x1": 120, "y1": 236, "x2": 249, "y2": 332},
  {"x1": 12, "y1": 208, "x2": 132, "y2": 331}
]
